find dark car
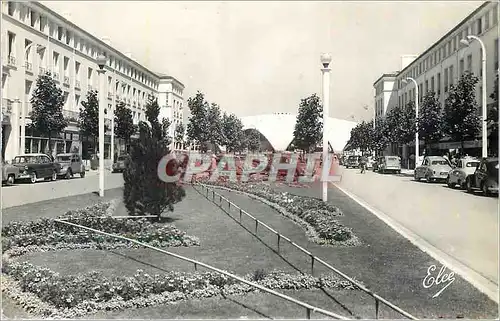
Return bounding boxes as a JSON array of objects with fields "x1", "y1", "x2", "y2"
[
  {"x1": 465, "y1": 157, "x2": 499, "y2": 196},
  {"x1": 56, "y1": 153, "x2": 86, "y2": 179},
  {"x1": 12, "y1": 153, "x2": 61, "y2": 184},
  {"x1": 1, "y1": 159, "x2": 21, "y2": 185},
  {"x1": 112, "y1": 155, "x2": 128, "y2": 173}
]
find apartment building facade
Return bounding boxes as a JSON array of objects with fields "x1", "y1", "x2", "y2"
[
  {"x1": 157, "y1": 74, "x2": 185, "y2": 149},
  {"x1": 1, "y1": 1, "x2": 185, "y2": 161},
  {"x1": 373, "y1": 1, "x2": 499, "y2": 158}
]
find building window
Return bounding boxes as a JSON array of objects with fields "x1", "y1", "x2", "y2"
[
  {"x1": 75, "y1": 61, "x2": 81, "y2": 82},
  {"x1": 459, "y1": 58, "x2": 464, "y2": 75},
  {"x1": 467, "y1": 54, "x2": 472, "y2": 72},
  {"x1": 63, "y1": 57, "x2": 69, "y2": 77},
  {"x1": 449, "y1": 65, "x2": 454, "y2": 86},
  {"x1": 444, "y1": 68, "x2": 448, "y2": 92},
  {"x1": 7, "y1": 32, "x2": 16, "y2": 59},
  {"x1": 57, "y1": 26, "x2": 63, "y2": 41},
  {"x1": 425, "y1": 80, "x2": 429, "y2": 93},
  {"x1": 8, "y1": 1, "x2": 15, "y2": 15},
  {"x1": 485, "y1": 10, "x2": 490, "y2": 30},
  {"x1": 30, "y1": 9, "x2": 37, "y2": 27},
  {"x1": 494, "y1": 38, "x2": 499, "y2": 71},
  {"x1": 65, "y1": 30, "x2": 71, "y2": 45},
  {"x1": 437, "y1": 73, "x2": 441, "y2": 95},
  {"x1": 494, "y1": 4, "x2": 498, "y2": 25},
  {"x1": 477, "y1": 18, "x2": 482, "y2": 34},
  {"x1": 431, "y1": 76, "x2": 435, "y2": 92}
]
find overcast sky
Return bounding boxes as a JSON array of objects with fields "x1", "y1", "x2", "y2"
[{"x1": 42, "y1": 1, "x2": 482, "y2": 122}]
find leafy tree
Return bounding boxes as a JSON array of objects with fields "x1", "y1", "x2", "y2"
[
  {"x1": 29, "y1": 73, "x2": 68, "y2": 157},
  {"x1": 442, "y1": 71, "x2": 481, "y2": 152},
  {"x1": 123, "y1": 96, "x2": 185, "y2": 218},
  {"x1": 79, "y1": 90, "x2": 109, "y2": 153},
  {"x1": 488, "y1": 73, "x2": 499, "y2": 155},
  {"x1": 206, "y1": 103, "x2": 225, "y2": 153},
  {"x1": 394, "y1": 101, "x2": 417, "y2": 145},
  {"x1": 373, "y1": 117, "x2": 391, "y2": 154},
  {"x1": 221, "y1": 112, "x2": 245, "y2": 153},
  {"x1": 114, "y1": 101, "x2": 137, "y2": 151},
  {"x1": 246, "y1": 129, "x2": 261, "y2": 152},
  {"x1": 346, "y1": 121, "x2": 374, "y2": 153},
  {"x1": 418, "y1": 91, "x2": 443, "y2": 153},
  {"x1": 292, "y1": 94, "x2": 323, "y2": 153},
  {"x1": 174, "y1": 123, "x2": 185, "y2": 149},
  {"x1": 186, "y1": 92, "x2": 210, "y2": 152}
]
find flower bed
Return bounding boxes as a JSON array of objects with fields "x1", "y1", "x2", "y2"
[
  {"x1": 198, "y1": 180, "x2": 360, "y2": 247},
  {"x1": 2, "y1": 202, "x2": 200, "y2": 253},
  {"x1": 2, "y1": 262, "x2": 359, "y2": 318}
]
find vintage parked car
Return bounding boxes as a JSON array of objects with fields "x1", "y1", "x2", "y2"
[
  {"x1": 345, "y1": 155, "x2": 360, "y2": 169},
  {"x1": 446, "y1": 157, "x2": 480, "y2": 189},
  {"x1": 414, "y1": 156, "x2": 452, "y2": 182},
  {"x1": 465, "y1": 157, "x2": 498, "y2": 196},
  {"x1": 12, "y1": 153, "x2": 61, "y2": 183},
  {"x1": 55, "y1": 153, "x2": 86, "y2": 179},
  {"x1": 112, "y1": 155, "x2": 128, "y2": 173},
  {"x1": 376, "y1": 156, "x2": 401, "y2": 174},
  {"x1": 1, "y1": 159, "x2": 21, "y2": 185}
]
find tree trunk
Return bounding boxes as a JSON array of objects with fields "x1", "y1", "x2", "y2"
[
  {"x1": 461, "y1": 141, "x2": 465, "y2": 156},
  {"x1": 48, "y1": 133, "x2": 52, "y2": 159}
]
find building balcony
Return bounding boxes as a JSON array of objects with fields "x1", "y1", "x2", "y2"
[
  {"x1": 64, "y1": 76, "x2": 70, "y2": 86},
  {"x1": 25, "y1": 62, "x2": 33, "y2": 72},
  {"x1": 75, "y1": 80, "x2": 81, "y2": 89},
  {"x1": 2, "y1": 98, "x2": 13, "y2": 116},
  {"x1": 7, "y1": 56, "x2": 16, "y2": 67},
  {"x1": 62, "y1": 109, "x2": 79, "y2": 122}
]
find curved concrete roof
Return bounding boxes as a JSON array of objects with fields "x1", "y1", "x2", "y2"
[{"x1": 240, "y1": 113, "x2": 357, "y2": 152}]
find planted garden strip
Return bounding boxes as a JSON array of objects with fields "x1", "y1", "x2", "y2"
[
  {"x1": 1, "y1": 257, "x2": 358, "y2": 319},
  {"x1": 198, "y1": 182, "x2": 361, "y2": 247}
]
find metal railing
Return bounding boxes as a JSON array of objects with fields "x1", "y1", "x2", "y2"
[
  {"x1": 75, "y1": 80, "x2": 81, "y2": 89},
  {"x1": 53, "y1": 218, "x2": 349, "y2": 320},
  {"x1": 53, "y1": 72, "x2": 60, "y2": 81},
  {"x1": 195, "y1": 184, "x2": 418, "y2": 320},
  {"x1": 62, "y1": 109, "x2": 79, "y2": 120},
  {"x1": 64, "y1": 76, "x2": 70, "y2": 86},
  {"x1": 25, "y1": 62, "x2": 33, "y2": 72},
  {"x1": 108, "y1": 92, "x2": 113, "y2": 99}
]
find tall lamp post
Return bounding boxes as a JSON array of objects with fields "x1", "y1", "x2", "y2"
[
  {"x1": 320, "y1": 53, "x2": 332, "y2": 202},
  {"x1": 96, "y1": 54, "x2": 107, "y2": 197},
  {"x1": 402, "y1": 77, "x2": 420, "y2": 167},
  {"x1": 460, "y1": 36, "x2": 487, "y2": 158}
]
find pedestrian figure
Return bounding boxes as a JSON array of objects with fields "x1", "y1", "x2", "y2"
[{"x1": 359, "y1": 154, "x2": 368, "y2": 174}]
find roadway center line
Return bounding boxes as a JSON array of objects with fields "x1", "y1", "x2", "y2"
[{"x1": 330, "y1": 181, "x2": 499, "y2": 304}]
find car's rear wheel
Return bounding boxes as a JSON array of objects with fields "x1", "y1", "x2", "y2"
[
  {"x1": 65, "y1": 169, "x2": 72, "y2": 179},
  {"x1": 482, "y1": 183, "x2": 490, "y2": 197},
  {"x1": 414, "y1": 171, "x2": 419, "y2": 181},
  {"x1": 425, "y1": 173, "x2": 432, "y2": 183},
  {"x1": 466, "y1": 177, "x2": 474, "y2": 193},
  {"x1": 30, "y1": 172, "x2": 37, "y2": 184},
  {"x1": 7, "y1": 174, "x2": 15, "y2": 185},
  {"x1": 80, "y1": 170, "x2": 86, "y2": 178},
  {"x1": 447, "y1": 176, "x2": 454, "y2": 188}
]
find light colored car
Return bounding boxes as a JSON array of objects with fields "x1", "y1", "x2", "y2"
[
  {"x1": 55, "y1": 153, "x2": 86, "y2": 179},
  {"x1": 414, "y1": 156, "x2": 452, "y2": 183},
  {"x1": 1, "y1": 160, "x2": 21, "y2": 185},
  {"x1": 447, "y1": 157, "x2": 480, "y2": 189},
  {"x1": 377, "y1": 156, "x2": 401, "y2": 174}
]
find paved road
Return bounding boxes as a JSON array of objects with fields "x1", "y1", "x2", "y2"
[
  {"x1": 1, "y1": 170, "x2": 124, "y2": 209},
  {"x1": 334, "y1": 167, "x2": 498, "y2": 292}
]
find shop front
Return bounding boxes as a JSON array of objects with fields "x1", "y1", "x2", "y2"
[{"x1": 23, "y1": 127, "x2": 82, "y2": 158}]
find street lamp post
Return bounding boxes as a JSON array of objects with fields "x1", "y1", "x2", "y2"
[
  {"x1": 96, "y1": 54, "x2": 107, "y2": 197},
  {"x1": 460, "y1": 36, "x2": 487, "y2": 158},
  {"x1": 402, "y1": 77, "x2": 419, "y2": 167},
  {"x1": 320, "y1": 53, "x2": 332, "y2": 203}
]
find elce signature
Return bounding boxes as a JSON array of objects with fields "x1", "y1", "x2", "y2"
[{"x1": 422, "y1": 264, "x2": 455, "y2": 298}]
